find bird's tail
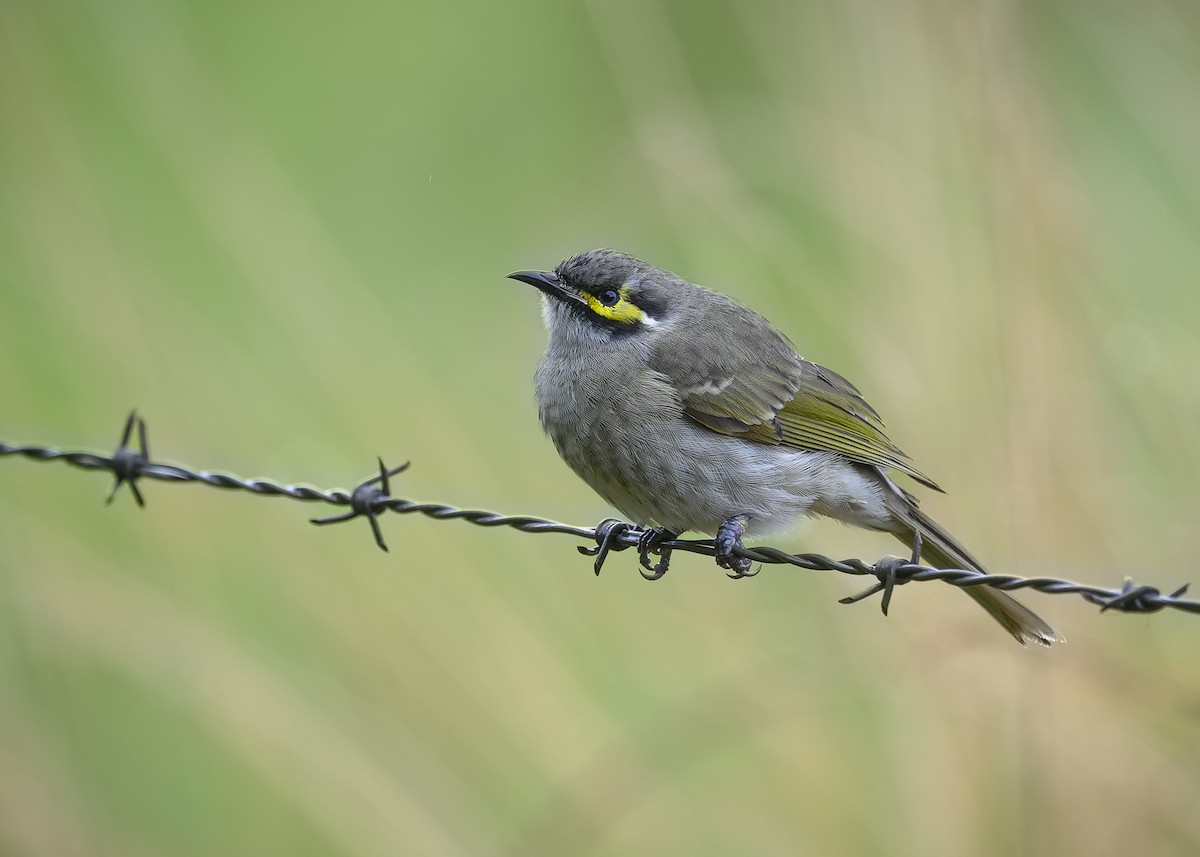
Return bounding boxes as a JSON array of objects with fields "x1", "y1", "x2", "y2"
[{"x1": 887, "y1": 502, "x2": 1062, "y2": 646}]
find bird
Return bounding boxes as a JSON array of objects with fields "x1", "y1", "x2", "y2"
[{"x1": 508, "y1": 249, "x2": 1060, "y2": 646}]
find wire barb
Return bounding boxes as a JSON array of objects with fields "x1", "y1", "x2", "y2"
[
  {"x1": 310, "y1": 457, "x2": 410, "y2": 552},
  {"x1": 1084, "y1": 578, "x2": 1192, "y2": 614},
  {"x1": 106, "y1": 409, "x2": 149, "y2": 507},
  {"x1": 578, "y1": 518, "x2": 636, "y2": 576},
  {"x1": 3, "y1": 412, "x2": 1200, "y2": 624},
  {"x1": 839, "y1": 555, "x2": 912, "y2": 615}
]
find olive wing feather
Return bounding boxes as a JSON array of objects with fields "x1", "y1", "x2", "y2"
[{"x1": 649, "y1": 318, "x2": 942, "y2": 491}]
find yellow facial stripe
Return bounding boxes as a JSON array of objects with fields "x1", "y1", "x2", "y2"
[{"x1": 583, "y1": 287, "x2": 646, "y2": 324}]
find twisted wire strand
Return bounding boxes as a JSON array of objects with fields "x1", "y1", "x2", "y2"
[{"x1": 2, "y1": 411, "x2": 1196, "y2": 618}]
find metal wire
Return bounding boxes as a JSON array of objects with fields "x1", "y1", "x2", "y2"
[{"x1": 2, "y1": 410, "x2": 1197, "y2": 618}]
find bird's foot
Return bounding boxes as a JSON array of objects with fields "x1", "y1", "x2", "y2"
[
  {"x1": 715, "y1": 514, "x2": 756, "y2": 578},
  {"x1": 637, "y1": 527, "x2": 678, "y2": 580}
]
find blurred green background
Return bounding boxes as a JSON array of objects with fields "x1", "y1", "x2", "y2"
[{"x1": 2, "y1": 0, "x2": 1199, "y2": 854}]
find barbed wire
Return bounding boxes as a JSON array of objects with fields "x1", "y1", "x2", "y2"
[{"x1": 2, "y1": 410, "x2": 1197, "y2": 621}]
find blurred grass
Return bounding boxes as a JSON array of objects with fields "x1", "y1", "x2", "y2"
[{"x1": 2, "y1": 0, "x2": 1200, "y2": 854}]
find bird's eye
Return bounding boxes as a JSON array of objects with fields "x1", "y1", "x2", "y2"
[{"x1": 596, "y1": 289, "x2": 620, "y2": 307}]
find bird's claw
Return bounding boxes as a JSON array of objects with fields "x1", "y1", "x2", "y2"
[
  {"x1": 714, "y1": 514, "x2": 754, "y2": 578},
  {"x1": 636, "y1": 527, "x2": 677, "y2": 580},
  {"x1": 725, "y1": 565, "x2": 760, "y2": 579}
]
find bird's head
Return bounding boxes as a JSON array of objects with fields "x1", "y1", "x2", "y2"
[{"x1": 508, "y1": 249, "x2": 686, "y2": 348}]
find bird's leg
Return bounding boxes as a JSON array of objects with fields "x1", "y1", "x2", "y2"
[
  {"x1": 908, "y1": 528, "x2": 923, "y2": 564},
  {"x1": 637, "y1": 527, "x2": 678, "y2": 580},
  {"x1": 715, "y1": 514, "x2": 756, "y2": 578}
]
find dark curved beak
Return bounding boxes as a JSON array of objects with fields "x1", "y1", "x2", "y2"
[{"x1": 507, "y1": 269, "x2": 583, "y2": 305}]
